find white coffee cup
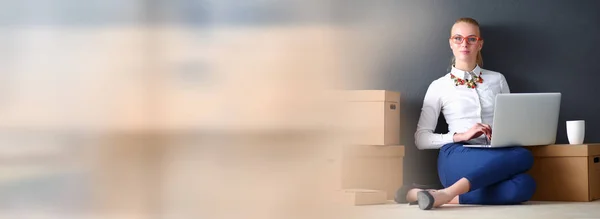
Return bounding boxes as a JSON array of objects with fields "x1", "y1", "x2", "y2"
[{"x1": 566, "y1": 120, "x2": 585, "y2": 145}]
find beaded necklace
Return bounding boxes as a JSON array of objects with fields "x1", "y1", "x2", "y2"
[{"x1": 450, "y1": 72, "x2": 484, "y2": 89}]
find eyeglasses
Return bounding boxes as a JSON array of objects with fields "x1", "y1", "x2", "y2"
[{"x1": 450, "y1": 35, "x2": 482, "y2": 45}]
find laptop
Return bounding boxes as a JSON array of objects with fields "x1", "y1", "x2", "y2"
[{"x1": 464, "y1": 93, "x2": 561, "y2": 148}]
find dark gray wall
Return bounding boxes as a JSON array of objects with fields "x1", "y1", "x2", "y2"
[{"x1": 333, "y1": 0, "x2": 600, "y2": 186}]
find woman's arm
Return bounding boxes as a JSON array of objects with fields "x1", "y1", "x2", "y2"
[
  {"x1": 500, "y1": 74, "x2": 510, "y2": 94},
  {"x1": 414, "y1": 82, "x2": 455, "y2": 150}
]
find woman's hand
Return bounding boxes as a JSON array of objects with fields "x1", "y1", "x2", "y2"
[{"x1": 453, "y1": 123, "x2": 492, "y2": 142}]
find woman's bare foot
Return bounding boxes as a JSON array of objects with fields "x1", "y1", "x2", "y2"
[
  {"x1": 417, "y1": 189, "x2": 457, "y2": 210},
  {"x1": 429, "y1": 189, "x2": 456, "y2": 207},
  {"x1": 406, "y1": 188, "x2": 436, "y2": 203},
  {"x1": 406, "y1": 188, "x2": 421, "y2": 203}
]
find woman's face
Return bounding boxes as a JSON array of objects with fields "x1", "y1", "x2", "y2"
[{"x1": 449, "y1": 22, "x2": 483, "y2": 65}]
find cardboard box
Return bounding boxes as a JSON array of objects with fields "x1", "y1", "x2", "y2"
[
  {"x1": 339, "y1": 189, "x2": 387, "y2": 206},
  {"x1": 344, "y1": 90, "x2": 401, "y2": 146},
  {"x1": 527, "y1": 144, "x2": 600, "y2": 202},
  {"x1": 326, "y1": 145, "x2": 404, "y2": 200}
]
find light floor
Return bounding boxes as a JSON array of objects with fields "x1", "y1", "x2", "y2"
[
  {"x1": 350, "y1": 200, "x2": 600, "y2": 219},
  {"x1": 0, "y1": 201, "x2": 598, "y2": 219}
]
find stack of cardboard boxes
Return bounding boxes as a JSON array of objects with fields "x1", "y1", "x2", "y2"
[{"x1": 328, "y1": 90, "x2": 405, "y2": 206}]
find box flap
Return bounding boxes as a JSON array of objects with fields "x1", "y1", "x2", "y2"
[
  {"x1": 344, "y1": 145, "x2": 405, "y2": 157},
  {"x1": 528, "y1": 144, "x2": 600, "y2": 157},
  {"x1": 342, "y1": 90, "x2": 400, "y2": 103}
]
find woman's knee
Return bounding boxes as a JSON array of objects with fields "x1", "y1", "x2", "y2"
[
  {"x1": 509, "y1": 147, "x2": 534, "y2": 170},
  {"x1": 508, "y1": 174, "x2": 537, "y2": 203}
]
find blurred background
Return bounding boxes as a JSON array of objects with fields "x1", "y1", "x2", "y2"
[
  {"x1": 2, "y1": 0, "x2": 600, "y2": 218},
  {"x1": 0, "y1": 0, "x2": 367, "y2": 218}
]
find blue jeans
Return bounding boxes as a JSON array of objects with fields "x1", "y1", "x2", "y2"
[{"x1": 437, "y1": 143, "x2": 536, "y2": 205}]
